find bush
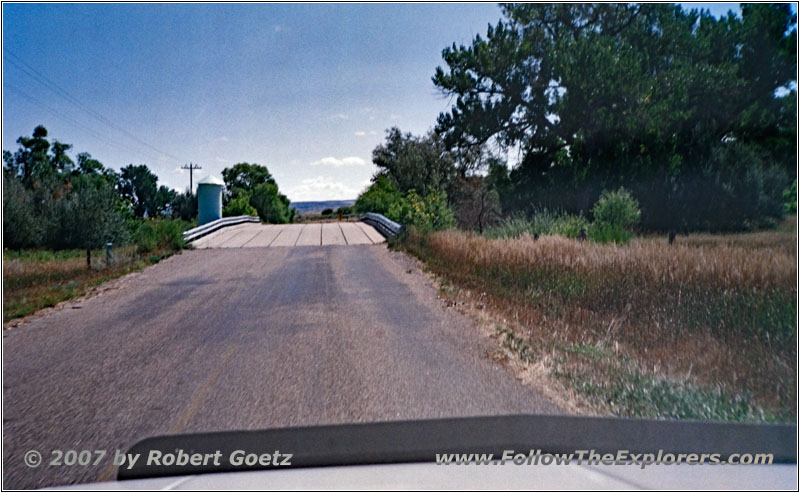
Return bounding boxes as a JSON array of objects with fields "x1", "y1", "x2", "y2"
[
  {"x1": 336, "y1": 206, "x2": 353, "y2": 216},
  {"x1": 588, "y1": 222, "x2": 631, "y2": 244},
  {"x1": 321, "y1": 208, "x2": 333, "y2": 216},
  {"x1": 591, "y1": 187, "x2": 641, "y2": 229},
  {"x1": 387, "y1": 189, "x2": 455, "y2": 232},
  {"x1": 223, "y1": 194, "x2": 258, "y2": 217},
  {"x1": 484, "y1": 209, "x2": 589, "y2": 239},
  {"x1": 133, "y1": 219, "x2": 187, "y2": 254}
]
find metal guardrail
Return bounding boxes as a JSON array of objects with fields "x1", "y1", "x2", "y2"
[
  {"x1": 183, "y1": 216, "x2": 260, "y2": 242},
  {"x1": 361, "y1": 212, "x2": 404, "y2": 238}
]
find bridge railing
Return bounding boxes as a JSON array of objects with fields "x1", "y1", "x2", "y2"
[
  {"x1": 361, "y1": 213, "x2": 404, "y2": 238},
  {"x1": 183, "y1": 216, "x2": 260, "y2": 242}
]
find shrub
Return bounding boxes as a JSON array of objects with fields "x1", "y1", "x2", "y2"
[
  {"x1": 588, "y1": 222, "x2": 631, "y2": 244},
  {"x1": 387, "y1": 190, "x2": 455, "y2": 232},
  {"x1": 223, "y1": 194, "x2": 257, "y2": 217},
  {"x1": 590, "y1": 187, "x2": 640, "y2": 243},
  {"x1": 133, "y1": 219, "x2": 187, "y2": 254},
  {"x1": 552, "y1": 213, "x2": 590, "y2": 238},
  {"x1": 591, "y1": 187, "x2": 641, "y2": 229},
  {"x1": 321, "y1": 208, "x2": 334, "y2": 216},
  {"x1": 336, "y1": 206, "x2": 353, "y2": 216},
  {"x1": 484, "y1": 209, "x2": 589, "y2": 239}
]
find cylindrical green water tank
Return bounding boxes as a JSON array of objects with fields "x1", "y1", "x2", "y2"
[{"x1": 197, "y1": 175, "x2": 224, "y2": 225}]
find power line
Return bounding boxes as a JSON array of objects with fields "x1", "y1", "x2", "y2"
[
  {"x1": 3, "y1": 49, "x2": 183, "y2": 162},
  {"x1": 4, "y1": 84, "x2": 159, "y2": 159}
]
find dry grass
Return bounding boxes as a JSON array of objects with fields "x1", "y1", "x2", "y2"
[
  {"x1": 402, "y1": 229, "x2": 796, "y2": 422},
  {"x1": 3, "y1": 246, "x2": 174, "y2": 323}
]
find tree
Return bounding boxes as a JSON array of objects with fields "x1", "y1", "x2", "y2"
[
  {"x1": 3, "y1": 170, "x2": 41, "y2": 248},
  {"x1": 450, "y1": 175, "x2": 501, "y2": 233},
  {"x1": 354, "y1": 175, "x2": 403, "y2": 215},
  {"x1": 372, "y1": 127, "x2": 457, "y2": 197},
  {"x1": 220, "y1": 163, "x2": 294, "y2": 223},
  {"x1": 221, "y1": 162, "x2": 276, "y2": 203},
  {"x1": 119, "y1": 164, "x2": 159, "y2": 218},
  {"x1": 46, "y1": 174, "x2": 130, "y2": 264},
  {"x1": 223, "y1": 194, "x2": 258, "y2": 218},
  {"x1": 248, "y1": 182, "x2": 292, "y2": 223},
  {"x1": 154, "y1": 185, "x2": 178, "y2": 217},
  {"x1": 3, "y1": 125, "x2": 52, "y2": 185},
  {"x1": 169, "y1": 190, "x2": 198, "y2": 221},
  {"x1": 433, "y1": 3, "x2": 797, "y2": 230}
]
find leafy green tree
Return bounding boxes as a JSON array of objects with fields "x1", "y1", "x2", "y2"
[
  {"x1": 154, "y1": 185, "x2": 178, "y2": 217},
  {"x1": 44, "y1": 173, "x2": 130, "y2": 265},
  {"x1": 354, "y1": 175, "x2": 404, "y2": 215},
  {"x1": 248, "y1": 182, "x2": 292, "y2": 223},
  {"x1": 119, "y1": 164, "x2": 159, "y2": 218},
  {"x1": 220, "y1": 162, "x2": 293, "y2": 222},
  {"x1": 169, "y1": 190, "x2": 198, "y2": 221},
  {"x1": 223, "y1": 193, "x2": 258, "y2": 217},
  {"x1": 3, "y1": 170, "x2": 41, "y2": 248},
  {"x1": 372, "y1": 127, "x2": 456, "y2": 197},
  {"x1": 221, "y1": 162, "x2": 276, "y2": 203},
  {"x1": 4, "y1": 125, "x2": 52, "y2": 185}
]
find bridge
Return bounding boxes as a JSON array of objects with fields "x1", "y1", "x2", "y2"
[{"x1": 192, "y1": 221, "x2": 386, "y2": 248}]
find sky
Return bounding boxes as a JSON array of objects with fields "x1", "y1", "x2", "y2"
[{"x1": 2, "y1": 3, "x2": 749, "y2": 201}]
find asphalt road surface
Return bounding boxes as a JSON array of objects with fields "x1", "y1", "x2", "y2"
[{"x1": 3, "y1": 243, "x2": 561, "y2": 489}]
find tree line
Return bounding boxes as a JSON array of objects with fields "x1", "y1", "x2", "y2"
[
  {"x1": 3, "y1": 125, "x2": 292, "y2": 251},
  {"x1": 357, "y1": 3, "x2": 796, "y2": 233}
]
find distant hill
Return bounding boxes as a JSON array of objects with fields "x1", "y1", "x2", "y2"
[{"x1": 290, "y1": 200, "x2": 356, "y2": 213}]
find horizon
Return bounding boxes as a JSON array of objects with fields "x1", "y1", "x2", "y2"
[{"x1": 3, "y1": 2, "x2": 747, "y2": 201}]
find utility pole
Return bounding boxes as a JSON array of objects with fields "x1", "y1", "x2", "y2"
[{"x1": 181, "y1": 163, "x2": 202, "y2": 193}]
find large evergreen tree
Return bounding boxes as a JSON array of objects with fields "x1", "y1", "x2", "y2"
[{"x1": 433, "y1": 3, "x2": 796, "y2": 230}]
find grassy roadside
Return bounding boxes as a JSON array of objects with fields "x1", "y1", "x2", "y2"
[
  {"x1": 3, "y1": 219, "x2": 191, "y2": 324},
  {"x1": 398, "y1": 228, "x2": 796, "y2": 423}
]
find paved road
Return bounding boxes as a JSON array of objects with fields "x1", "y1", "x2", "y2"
[
  {"x1": 193, "y1": 221, "x2": 385, "y2": 248},
  {"x1": 3, "y1": 244, "x2": 561, "y2": 489}
]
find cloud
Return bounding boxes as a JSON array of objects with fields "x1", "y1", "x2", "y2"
[
  {"x1": 215, "y1": 156, "x2": 232, "y2": 164},
  {"x1": 390, "y1": 114, "x2": 401, "y2": 120},
  {"x1": 310, "y1": 156, "x2": 366, "y2": 167},
  {"x1": 215, "y1": 136, "x2": 230, "y2": 143},
  {"x1": 354, "y1": 131, "x2": 378, "y2": 137},
  {"x1": 274, "y1": 25, "x2": 285, "y2": 32},
  {"x1": 285, "y1": 176, "x2": 361, "y2": 201},
  {"x1": 330, "y1": 113, "x2": 349, "y2": 120}
]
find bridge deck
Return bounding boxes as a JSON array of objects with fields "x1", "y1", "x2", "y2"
[{"x1": 192, "y1": 221, "x2": 386, "y2": 248}]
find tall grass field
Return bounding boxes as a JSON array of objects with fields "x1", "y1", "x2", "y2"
[{"x1": 402, "y1": 228, "x2": 796, "y2": 422}]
